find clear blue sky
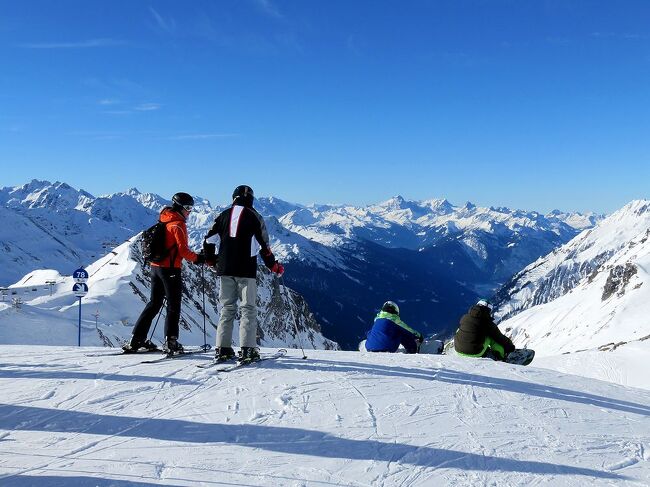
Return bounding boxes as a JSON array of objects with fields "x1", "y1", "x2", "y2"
[{"x1": 1, "y1": 1, "x2": 649, "y2": 213}]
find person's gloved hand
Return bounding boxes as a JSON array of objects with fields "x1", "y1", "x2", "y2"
[
  {"x1": 194, "y1": 253, "x2": 206, "y2": 265},
  {"x1": 206, "y1": 256, "x2": 217, "y2": 267},
  {"x1": 271, "y1": 262, "x2": 284, "y2": 276}
]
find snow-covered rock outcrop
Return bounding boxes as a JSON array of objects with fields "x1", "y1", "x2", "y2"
[{"x1": 495, "y1": 200, "x2": 650, "y2": 356}]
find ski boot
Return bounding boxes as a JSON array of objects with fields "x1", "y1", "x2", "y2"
[
  {"x1": 238, "y1": 347, "x2": 261, "y2": 365},
  {"x1": 215, "y1": 346, "x2": 236, "y2": 362},
  {"x1": 163, "y1": 336, "x2": 184, "y2": 356},
  {"x1": 122, "y1": 337, "x2": 158, "y2": 354}
]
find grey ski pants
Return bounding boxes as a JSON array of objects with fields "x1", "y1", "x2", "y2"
[{"x1": 216, "y1": 276, "x2": 258, "y2": 348}]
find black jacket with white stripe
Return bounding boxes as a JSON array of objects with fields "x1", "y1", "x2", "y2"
[{"x1": 203, "y1": 203, "x2": 276, "y2": 279}]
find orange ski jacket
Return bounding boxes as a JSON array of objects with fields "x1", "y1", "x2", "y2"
[{"x1": 151, "y1": 207, "x2": 199, "y2": 268}]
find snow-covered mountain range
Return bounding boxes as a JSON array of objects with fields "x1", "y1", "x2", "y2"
[
  {"x1": 0, "y1": 180, "x2": 599, "y2": 349},
  {"x1": 495, "y1": 200, "x2": 650, "y2": 362},
  {"x1": 277, "y1": 195, "x2": 598, "y2": 280}
]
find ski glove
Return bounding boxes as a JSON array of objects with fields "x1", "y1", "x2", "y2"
[
  {"x1": 206, "y1": 256, "x2": 217, "y2": 267},
  {"x1": 194, "y1": 253, "x2": 206, "y2": 265},
  {"x1": 271, "y1": 262, "x2": 285, "y2": 276}
]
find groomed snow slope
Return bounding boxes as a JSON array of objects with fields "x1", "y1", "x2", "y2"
[
  {"x1": 1, "y1": 346, "x2": 648, "y2": 486},
  {"x1": 535, "y1": 340, "x2": 650, "y2": 391}
]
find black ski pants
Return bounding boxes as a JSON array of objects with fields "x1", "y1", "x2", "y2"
[{"x1": 132, "y1": 266, "x2": 183, "y2": 341}]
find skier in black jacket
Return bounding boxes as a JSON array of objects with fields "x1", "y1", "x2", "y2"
[
  {"x1": 454, "y1": 299, "x2": 515, "y2": 360},
  {"x1": 203, "y1": 185, "x2": 284, "y2": 362}
]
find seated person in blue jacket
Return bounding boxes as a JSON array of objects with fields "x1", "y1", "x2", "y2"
[{"x1": 364, "y1": 301, "x2": 424, "y2": 353}]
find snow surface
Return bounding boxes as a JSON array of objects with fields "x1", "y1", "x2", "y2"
[
  {"x1": 535, "y1": 340, "x2": 650, "y2": 391},
  {"x1": 0, "y1": 346, "x2": 648, "y2": 486}
]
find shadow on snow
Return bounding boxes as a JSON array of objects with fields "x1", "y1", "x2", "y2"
[
  {"x1": 0, "y1": 404, "x2": 623, "y2": 480},
  {"x1": 278, "y1": 357, "x2": 650, "y2": 417},
  {"x1": 0, "y1": 368, "x2": 196, "y2": 385},
  {"x1": 6, "y1": 475, "x2": 188, "y2": 487}
]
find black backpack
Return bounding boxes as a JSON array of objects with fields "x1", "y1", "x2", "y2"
[{"x1": 141, "y1": 221, "x2": 171, "y2": 264}]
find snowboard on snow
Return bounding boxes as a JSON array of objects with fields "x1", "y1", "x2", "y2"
[
  {"x1": 358, "y1": 338, "x2": 444, "y2": 354},
  {"x1": 419, "y1": 338, "x2": 444, "y2": 355},
  {"x1": 505, "y1": 348, "x2": 535, "y2": 366}
]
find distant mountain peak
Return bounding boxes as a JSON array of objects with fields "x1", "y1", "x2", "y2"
[
  {"x1": 424, "y1": 198, "x2": 454, "y2": 213},
  {"x1": 378, "y1": 195, "x2": 408, "y2": 208},
  {"x1": 463, "y1": 201, "x2": 476, "y2": 210},
  {"x1": 617, "y1": 199, "x2": 650, "y2": 217}
]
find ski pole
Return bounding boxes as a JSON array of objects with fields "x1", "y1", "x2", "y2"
[
  {"x1": 279, "y1": 275, "x2": 307, "y2": 359},
  {"x1": 148, "y1": 297, "x2": 166, "y2": 344},
  {"x1": 201, "y1": 263, "x2": 208, "y2": 351}
]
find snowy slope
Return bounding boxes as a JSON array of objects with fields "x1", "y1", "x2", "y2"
[
  {"x1": 496, "y1": 200, "x2": 650, "y2": 355},
  {"x1": 0, "y1": 237, "x2": 336, "y2": 351},
  {"x1": 536, "y1": 340, "x2": 650, "y2": 391},
  {"x1": 496, "y1": 200, "x2": 650, "y2": 319},
  {"x1": 0, "y1": 346, "x2": 648, "y2": 486}
]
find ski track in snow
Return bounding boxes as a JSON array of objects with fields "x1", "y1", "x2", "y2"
[{"x1": 0, "y1": 346, "x2": 649, "y2": 486}]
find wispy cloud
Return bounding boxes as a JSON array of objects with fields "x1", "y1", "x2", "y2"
[
  {"x1": 252, "y1": 0, "x2": 284, "y2": 19},
  {"x1": 83, "y1": 77, "x2": 147, "y2": 97},
  {"x1": 98, "y1": 99, "x2": 120, "y2": 106},
  {"x1": 591, "y1": 32, "x2": 648, "y2": 40},
  {"x1": 18, "y1": 38, "x2": 127, "y2": 49},
  {"x1": 149, "y1": 6, "x2": 177, "y2": 33},
  {"x1": 68, "y1": 130, "x2": 126, "y2": 140},
  {"x1": 92, "y1": 134, "x2": 124, "y2": 140},
  {"x1": 103, "y1": 102, "x2": 162, "y2": 115},
  {"x1": 169, "y1": 133, "x2": 239, "y2": 140},
  {"x1": 134, "y1": 103, "x2": 162, "y2": 111},
  {"x1": 103, "y1": 110, "x2": 133, "y2": 116}
]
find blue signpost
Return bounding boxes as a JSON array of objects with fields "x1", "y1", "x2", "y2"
[
  {"x1": 73, "y1": 268, "x2": 89, "y2": 283},
  {"x1": 72, "y1": 268, "x2": 89, "y2": 346}
]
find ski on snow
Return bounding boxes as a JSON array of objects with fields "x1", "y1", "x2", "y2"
[
  {"x1": 140, "y1": 346, "x2": 212, "y2": 364},
  {"x1": 85, "y1": 348, "x2": 162, "y2": 357},
  {"x1": 197, "y1": 348, "x2": 288, "y2": 371}
]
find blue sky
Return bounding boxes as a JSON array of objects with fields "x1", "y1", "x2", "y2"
[{"x1": 1, "y1": 0, "x2": 649, "y2": 213}]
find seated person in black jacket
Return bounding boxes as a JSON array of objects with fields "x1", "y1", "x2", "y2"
[{"x1": 454, "y1": 299, "x2": 515, "y2": 360}]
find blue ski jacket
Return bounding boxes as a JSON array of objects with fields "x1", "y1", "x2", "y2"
[{"x1": 365, "y1": 311, "x2": 422, "y2": 354}]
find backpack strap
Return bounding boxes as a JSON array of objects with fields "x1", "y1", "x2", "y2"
[{"x1": 164, "y1": 221, "x2": 180, "y2": 267}]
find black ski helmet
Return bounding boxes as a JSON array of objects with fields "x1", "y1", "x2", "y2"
[
  {"x1": 172, "y1": 192, "x2": 194, "y2": 211},
  {"x1": 232, "y1": 185, "x2": 254, "y2": 201},
  {"x1": 381, "y1": 301, "x2": 400, "y2": 315}
]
